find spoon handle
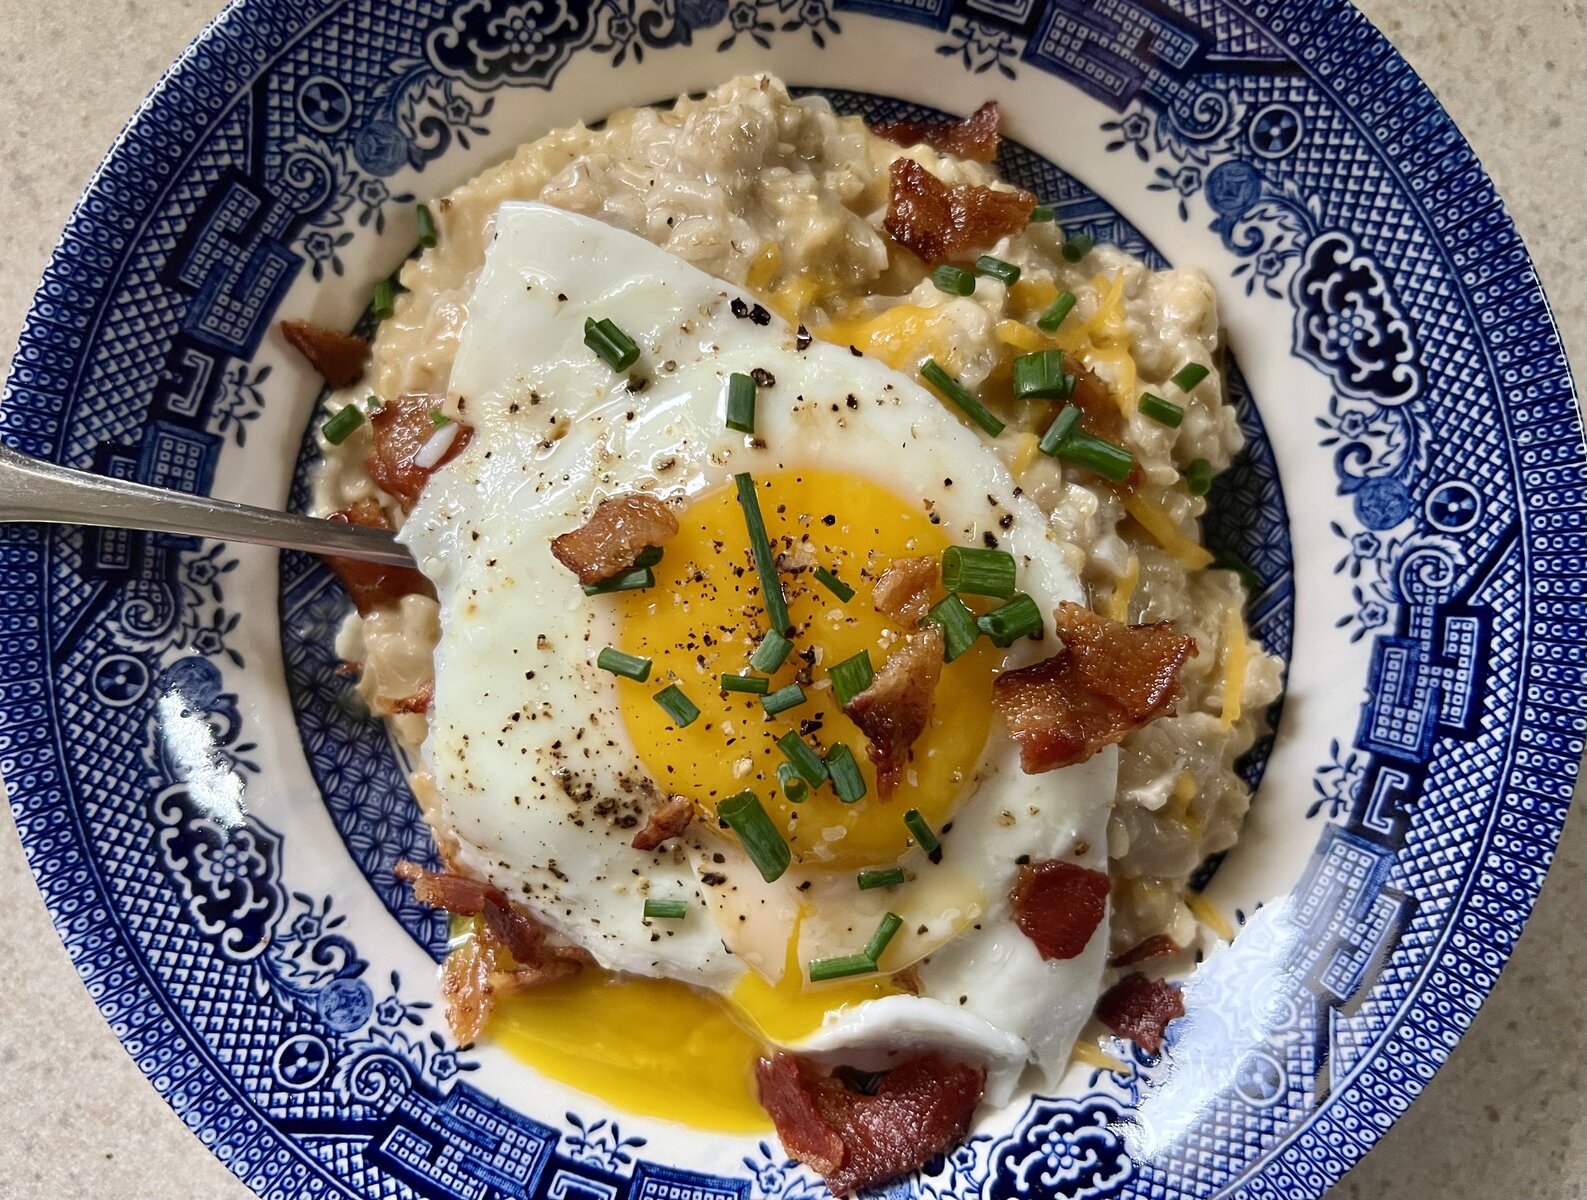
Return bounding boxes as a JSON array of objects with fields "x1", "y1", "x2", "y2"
[{"x1": 0, "y1": 442, "x2": 415, "y2": 568}]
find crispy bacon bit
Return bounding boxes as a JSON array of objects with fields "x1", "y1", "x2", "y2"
[
  {"x1": 755, "y1": 1053, "x2": 985, "y2": 1195},
  {"x1": 366, "y1": 394, "x2": 474, "y2": 510},
  {"x1": 394, "y1": 859, "x2": 495, "y2": 914},
  {"x1": 992, "y1": 602, "x2": 1195, "y2": 773},
  {"x1": 381, "y1": 680, "x2": 435, "y2": 715},
  {"x1": 1110, "y1": 934, "x2": 1181, "y2": 968},
  {"x1": 871, "y1": 556, "x2": 937, "y2": 626},
  {"x1": 1010, "y1": 859, "x2": 1110, "y2": 960},
  {"x1": 322, "y1": 499, "x2": 433, "y2": 615},
  {"x1": 843, "y1": 625, "x2": 944, "y2": 799},
  {"x1": 1096, "y1": 973, "x2": 1184, "y2": 1053},
  {"x1": 884, "y1": 158, "x2": 1036, "y2": 266},
  {"x1": 630, "y1": 795, "x2": 695, "y2": 851},
  {"x1": 873, "y1": 100, "x2": 1002, "y2": 163},
  {"x1": 280, "y1": 319, "x2": 369, "y2": 388},
  {"x1": 550, "y1": 493, "x2": 680, "y2": 585}
]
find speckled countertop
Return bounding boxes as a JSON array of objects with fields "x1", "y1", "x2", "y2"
[{"x1": 0, "y1": 1, "x2": 1582, "y2": 1196}]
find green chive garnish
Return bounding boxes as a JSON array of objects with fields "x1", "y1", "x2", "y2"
[
  {"x1": 921, "y1": 359, "x2": 1005, "y2": 438},
  {"x1": 643, "y1": 898, "x2": 689, "y2": 920},
  {"x1": 749, "y1": 629, "x2": 794, "y2": 673},
  {"x1": 1184, "y1": 458, "x2": 1213, "y2": 497},
  {"x1": 777, "y1": 732, "x2": 828, "y2": 788},
  {"x1": 718, "y1": 790, "x2": 791, "y2": 883},
  {"x1": 825, "y1": 743, "x2": 866, "y2": 804},
  {"x1": 828, "y1": 651, "x2": 874, "y2": 706},
  {"x1": 652, "y1": 684, "x2": 700, "y2": 727},
  {"x1": 1030, "y1": 204, "x2": 1056, "y2": 222},
  {"x1": 904, "y1": 808, "x2": 942, "y2": 863},
  {"x1": 1038, "y1": 404, "x2": 1083, "y2": 457},
  {"x1": 725, "y1": 372, "x2": 757, "y2": 434},
  {"x1": 809, "y1": 954, "x2": 878, "y2": 982},
  {"x1": 632, "y1": 545, "x2": 665, "y2": 569},
  {"x1": 585, "y1": 317, "x2": 640, "y2": 371},
  {"x1": 582, "y1": 566, "x2": 655, "y2": 595},
  {"x1": 428, "y1": 407, "x2": 450, "y2": 428},
  {"x1": 858, "y1": 867, "x2": 906, "y2": 890},
  {"x1": 923, "y1": 594, "x2": 981, "y2": 661},
  {"x1": 1139, "y1": 392, "x2": 1185, "y2": 428},
  {"x1": 762, "y1": 684, "x2": 807, "y2": 716},
  {"x1": 863, "y1": 912, "x2": 903, "y2": 962},
  {"x1": 1012, "y1": 350, "x2": 1075, "y2": 401},
  {"x1": 322, "y1": 403, "x2": 364, "y2": 446},
  {"x1": 977, "y1": 594, "x2": 1043, "y2": 647},
  {"x1": 975, "y1": 255, "x2": 1021, "y2": 286},
  {"x1": 1037, "y1": 291, "x2": 1078, "y2": 333},
  {"x1": 812, "y1": 566, "x2": 854, "y2": 602},
  {"x1": 777, "y1": 761, "x2": 809, "y2": 804},
  {"x1": 721, "y1": 673, "x2": 770, "y2": 694},
  {"x1": 931, "y1": 264, "x2": 976, "y2": 296},
  {"x1": 416, "y1": 203, "x2": 437, "y2": 248},
  {"x1": 735, "y1": 473, "x2": 792, "y2": 636},
  {"x1": 1053, "y1": 431, "x2": 1134, "y2": 484},
  {"x1": 941, "y1": 546, "x2": 1016, "y2": 599},
  {"x1": 1062, "y1": 233, "x2": 1095, "y2": 263},
  {"x1": 371, "y1": 278, "x2": 396, "y2": 321},
  {"x1": 1171, "y1": 362, "x2": 1211, "y2": 392},
  {"x1": 597, "y1": 647, "x2": 651, "y2": 681}
]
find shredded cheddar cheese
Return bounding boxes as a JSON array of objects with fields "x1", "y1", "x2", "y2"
[
  {"x1": 746, "y1": 243, "x2": 782, "y2": 291},
  {"x1": 767, "y1": 276, "x2": 819, "y2": 324},
  {"x1": 816, "y1": 303, "x2": 955, "y2": 373},
  {"x1": 1071, "y1": 1041, "x2": 1129, "y2": 1074},
  {"x1": 1185, "y1": 891, "x2": 1234, "y2": 943},
  {"x1": 1107, "y1": 554, "x2": 1139, "y2": 623},
  {"x1": 1123, "y1": 493, "x2": 1215, "y2": 570},
  {"x1": 995, "y1": 319, "x2": 1050, "y2": 353},
  {"x1": 1009, "y1": 430, "x2": 1041, "y2": 477},
  {"x1": 1165, "y1": 770, "x2": 1199, "y2": 827},
  {"x1": 1219, "y1": 607, "x2": 1247, "y2": 731}
]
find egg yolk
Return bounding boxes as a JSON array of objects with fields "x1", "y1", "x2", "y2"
[{"x1": 617, "y1": 467, "x2": 997, "y2": 866}]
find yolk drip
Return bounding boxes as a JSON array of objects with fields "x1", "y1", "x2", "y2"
[{"x1": 617, "y1": 467, "x2": 996, "y2": 865}]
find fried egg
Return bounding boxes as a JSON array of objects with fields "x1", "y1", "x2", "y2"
[{"x1": 400, "y1": 202, "x2": 1114, "y2": 1117}]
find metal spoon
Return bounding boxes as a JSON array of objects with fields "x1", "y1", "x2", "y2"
[{"x1": 0, "y1": 441, "x2": 415, "y2": 567}]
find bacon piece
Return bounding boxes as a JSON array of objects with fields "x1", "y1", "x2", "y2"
[
  {"x1": 380, "y1": 680, "x2": 434, "y2": 715},
  {"x1": 871, "y1": 556, "x2": 937, "y2": 626},
  {"x1": 1110, "y1": 934, "x2": 1181, "y2": 968},
  {"x1": 630, "y1": 795, "x2": 695, "y2": 851},
  {"x1": 1096, "y1": 972, "x2": 1184, "y2": 1053},
  {"x1": 884, "y1": 158, "x2": 1036, "y2": 266},
  {"x1": 280, "y1": 319, "x2": 369, "y2": 388},
  {"x1": 1010, "y1": 859, "x2": 1110, "y2": 961},
  {"x1": 755, "y1": 1053, "x2": 985, "y2": 1195},
  {"x1": 394, "y1": 860, "x2": 495, "y2": 914},
  {"x1": 873, "y1": 100, "x2": 1002, "y2": 163},
  {"x1": 365, "y1": 394, "x2": 474, "y2": 511},
  {"x1": 843, "y1": 625, "x2": 944, "y2": 798},
  {"x1": 439, "y1": 933, "x2": 495, "y2": 1044},
  {"x1": 322, "y1": 499, "x2": 433, "y2": 615},
  {"x1": 992, "y1": 602, "x2": 1195, "y2": 772},
  {"x1": 1067, "y1": 363, "x2": 1143, "y2": 493},
  {"x1": 550, "y1": 493, "x2": 680, "y2": 585}
]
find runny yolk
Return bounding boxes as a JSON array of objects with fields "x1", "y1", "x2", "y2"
[{"x1": 616, "y1": 467, "x2": 997, "y2": 866}]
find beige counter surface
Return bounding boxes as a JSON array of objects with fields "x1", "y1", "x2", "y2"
[{"x1": 1, "y1": 1, "x2": 1582, "y2": 1196}]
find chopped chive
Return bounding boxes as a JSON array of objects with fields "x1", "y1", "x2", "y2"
[
  {"x1": 762, "y1": 684, "x2": 807, "y2": 716},
  {"x1": 1037, "y1": 291, "x2": 1078, "y2": 333},
  {"x1": 828, "y1": 651, "x2": 874, "y2": 707},
  {"x1": 734, "y1": 473, "x2": 792, "y2": 636},
  {"x1": 1061, "y1": 232, "x2": 1095, "y2": 263},
  {"x1": 923, "y1": 594, "x2": 981, "y2": 662},
  {"x1": 1053, "y1": 430, "x2": 1134, "y2": 484},
  {"x1": 777, "y1": 732, "x2": 828, "y2": 788},
  {"x1": 597, "y1": 647, "x2": 651, "y2": 682},
  {"x1": 1212, "y1": 548, "x2": 1262, "y2": 595},
  {"x1": 813, "y1": 566, "x2": 855, "y2": 602},
  {"x1": 975, "y1": 255, "x2": 1021, "y2": 286},
  {"x1": 941, "y1": 546, "x2": 1016, "y2": 599},
  {"x1": 977, "y1": 594, "x2": 1043, "y2": 647},
  {"x1": 321, "y1": 403, "x2": 365, "y2": 446},
  {"x1": 371, "y1": 278, "x2": 396, "y2": 321},
  {"x1": 365, "y1": 393, "x2": 385, "y2": 413},
  {"x1": 652, "y1": 683, "x2": 700, "y2": 727},
  {"x1": 809, "y1": 954, "x2": 878, "y2": 982},
  {"x1": 863, "y1": 912, "x2": 904, "y2": 962},
  {"x1": 920, "y1": 359, "x2": 1005, "y2": 438},
  {"x1": 721, "y1": 673, "x2": 770, "y2": 694},
  {"x1": 1038, "y1": 404, "x2": 1083, "y2": 456},
  {"x1": 932, "y1": 264, "x2": 977, "y2": 296},
  {"x1": 1012, "y1": 350, "x2": 1075, "y2": 401},
  {"x1": 428, "y1": 407, "x2": 450, "y2": 428},
  {"x1": 1170, "y1": 362, "x2": 1211, "y2": 392},
  {"x1": 631, "y1": 545, "x2": 665, "y2": 569},
  {"x1": 825, "y1": 743, "x2": 866, "y2": 804},
  {"x1": 416, "y1": 203, "x2": 437, "y2": 248},
  {"x1": 1184, "y1": 458, "x2": 1213, "y2": 497},
  {"x1": 1029, "y1": 204, "x2": 1057, "y2": 222},
  {"x1": 643, "y1": 898, "x2": 689, "y2": 920},
  {"x1": 584, "y1": 317, "x2": 640, "y2": 371},
  {"x1": 582, "y1": 566, "x2": 655, "y2": 595},
  {"x1": 777, "y1": 761, "x2": 809, "y2": 804},
  {"x1": 725, "y1": 372, "x2": 757, "y2": 434},
  {"x1": 1139, "y1": 392, "x2": 1185, "y2": 428},
  {"x1": 749, "y1": 629, "x2": 795, "y2": 673},
  {"x1": 903, "y1": 808, "x2": 942, "y2": 863},
  {"x1": 857, "y1": 867, "x2": 906, "y2": 890},
  {"x1": 718, "y1": 790, "x2": 790, "y2": 883}
]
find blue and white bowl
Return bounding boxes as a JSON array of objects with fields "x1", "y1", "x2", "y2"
[{"x1": 2, "y1": 1, "x2": 1582, "y2": 1197}]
